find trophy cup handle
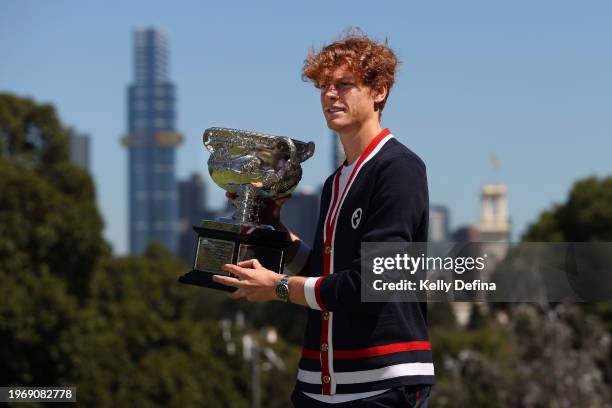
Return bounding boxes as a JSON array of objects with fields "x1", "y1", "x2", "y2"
[
  {"x1": 278, "y1": 136, "x2": 297, "y2": 175},
  {"x1": 260, "y1": 137, "x2": 298, "y2": 191}
]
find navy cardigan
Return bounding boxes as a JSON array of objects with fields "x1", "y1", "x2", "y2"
[{"x1": 295, "y1": 129, "x2": 435, "y2": 395}]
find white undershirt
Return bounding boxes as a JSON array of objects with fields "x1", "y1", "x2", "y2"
[
  {"x1": 338, "y1": 159, "x2": 357, "y2": 195},
  {"x1": 300, "y1": 160, "x2": 389, "y2": 404}
]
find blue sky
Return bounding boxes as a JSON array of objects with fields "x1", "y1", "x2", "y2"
[{"x1": 1, "y1": 0, "x2": 610, "y2": 254}]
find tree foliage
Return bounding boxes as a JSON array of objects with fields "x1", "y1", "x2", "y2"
[
  {"x1": 523, "y1": 175, "x2": 612, "y2": 331},
  {"x1": 430, "y1": 304, "x2": 611, "y2": 408},
  {"x1": 524, "y1": 176, "x2": 612, "y2": 242},
  {"x1": 0, "y1": 93, "x2": 299, "y2": 406},
  {"x1": 0, "y1": 93, "x2": 106, "y2": 298},
  {"x1": 428, "y1": 175, "x2": 612, "y2": 407}
]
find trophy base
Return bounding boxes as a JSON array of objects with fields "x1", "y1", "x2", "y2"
[
  {"x1": 178, "y1": 220, "x2": 292, "y2": 292},
  {"x1": 179, "y1": 270, "x2": 232, "y2": 292}
]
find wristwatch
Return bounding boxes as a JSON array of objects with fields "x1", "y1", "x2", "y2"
[{"x1": 275, "y1": 275, "x2": 290, "y2": 302}]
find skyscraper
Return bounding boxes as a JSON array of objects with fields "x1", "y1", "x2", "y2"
[
  {"x1": 428, "y1": 205, "x2": 450, "y2": 242},
  {"x1": 122, "y1": 28, "x2": 182, "y2": 254},
  {"x1": 65, "y1": 127, "x2": 90, "y2": 172}
]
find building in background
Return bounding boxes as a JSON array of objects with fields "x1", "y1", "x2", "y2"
[
  {"x1": 451, "y1": 225, "x2": 480, "y2": 242},
  {"x1": 429, "y1": 205, "x2": 450, "y2": 242},
  {"x1": 66, "y1": 127, "x2": 90, "y2": 171},
  {"x1": 177, "y1": 173, "x2": 215, "y2": 265},
  {"x1": 477, "y1": 184, "x2": 511, "y2": 242},
  {"x1": 450, "y1": 184, "x2": 511, "y2": 243},
  {"x1": 450, "y1": 183, "x2": 512, "y2": 326},
  {"x1": 475, "y1": 183, "x2": 512, "y2": 278},
  {"x1": 122, "y1": 28, "x2": 182, "y2": 254},
  {"x1": 281, "y1": 187, "x2": 320, "y2": 246}
]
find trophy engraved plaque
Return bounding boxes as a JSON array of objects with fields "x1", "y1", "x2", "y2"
[{"x1": 179, "y1": 127, "x2": 315, "y2": 291}]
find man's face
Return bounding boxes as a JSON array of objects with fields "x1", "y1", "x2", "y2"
[{"x1": 319, "y1": 65, "x2": 385, "y2": 132}]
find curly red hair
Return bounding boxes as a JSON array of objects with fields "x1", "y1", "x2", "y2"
[{"x1": 302, "y1": 32, "x2": 400, "y2": 114}]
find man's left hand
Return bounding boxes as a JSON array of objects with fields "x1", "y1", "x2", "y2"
[{"x1": 212, "y1": 259, "x2": 282, "y2": 302}]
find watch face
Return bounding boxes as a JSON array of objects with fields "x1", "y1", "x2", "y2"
[{"x1": 276, "y1": 283, "x2": 289, "y2": 300}]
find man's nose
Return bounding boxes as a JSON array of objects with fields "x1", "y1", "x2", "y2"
[{"x1": 324, "y1": 85, "x2": 339, "y2": 100}]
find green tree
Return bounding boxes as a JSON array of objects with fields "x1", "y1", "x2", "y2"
[
  {"x1": 0, "y1": 269, "x2": 80, "y2": 386},
  {"x1": 66, "y1": 245, "x2": 249, "y2": 407},
  {"x1": 524, "y1": 176, "x2": 612, "y2": 242},
  {"x1": 522, "y1": 174, "x2": 612, "y2": 390},
  {"x1": 0, "y1": 93, "x2": 106, "y2": 299},
  {"x1": 0, "y1": 93, "x2": 69, "y2": 168},
  {"x1": 523, "y1": 175, "x2": 612, "y2": 331},
  {"x1": 431, "y1": 304, "x2": 612, "y2": 408},
  {"x1": 0, "y1": 93, "x2": 106, "y2": 387},
  {"x1": 0, "y1": 93, "x2": 301, "y2": 406},
  {"x1": 429, "y1": 175, "x2": 612, "y2": 407}
]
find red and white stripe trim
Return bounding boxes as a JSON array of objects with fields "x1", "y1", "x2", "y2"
[
  {"x1": 302, "y1": 128, "x2": 394, "y2": 395},
  {"x1": 297, "y1": 362, "x2": 435, "y2": 385},
  {"x1": 301, "y1": 341, "x2": 432, "y2": 360},
  {"x1": 303, "y1": 277, "x2": 322, "y2": 310}
]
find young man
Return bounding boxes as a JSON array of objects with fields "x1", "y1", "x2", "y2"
[{"x1": 213, "y1": 33, "x2": 434, "y2": 407}]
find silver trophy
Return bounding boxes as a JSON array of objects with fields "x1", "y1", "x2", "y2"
[{"x1": 179, "y1": 127, "x2": 315, "y2": 291}]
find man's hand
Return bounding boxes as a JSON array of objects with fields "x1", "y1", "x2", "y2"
[{"x1": 212, "y1": 259, "x2": 282, "y2": 302}]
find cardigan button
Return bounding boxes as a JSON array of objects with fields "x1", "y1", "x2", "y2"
[
  {"x1": 321, "y1": 343, "x2": 329, "y2": 351},
  {"x1": 322, "y1": 375, "x2": 331, "y2": 384},
  {"x1": 322, "y1": 312, "x2": 330, "y2": 321},
  {"x1": 324, "y1": 246, "x2": 332, "y2": 254}
]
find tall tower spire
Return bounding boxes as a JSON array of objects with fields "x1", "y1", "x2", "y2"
[{"x1": 122, "y1": 28, "x2": 183, "y2": 254}]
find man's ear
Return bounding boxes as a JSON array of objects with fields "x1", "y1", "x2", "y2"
[
  {"x1": 372, "y1": 84, "x2": 388, "y2": 105},
  {"x1": 372, "y1": 85, "x2": 388, "y2": 113}
]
